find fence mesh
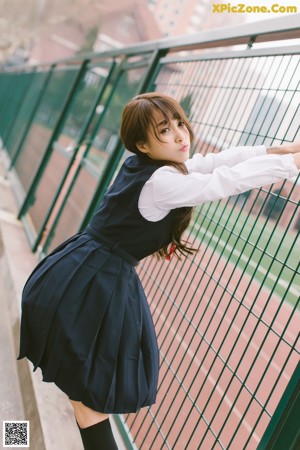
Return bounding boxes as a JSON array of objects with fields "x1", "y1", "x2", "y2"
[
  {"x1": 123, "y1": 53, "x2": 300, "y2": 449},
  {"x1": 0, "y1": 31, "x2": 299, "y2": 450}
]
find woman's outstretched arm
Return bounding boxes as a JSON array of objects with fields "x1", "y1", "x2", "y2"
[
  {"x1": 139, "y1": 148, "x2": 299, "y2": 221},
  {"x1": 186, "y1": 140, "x2": 300, "y2": 174},
  {"x1": 266, "y1": 140, "x2": 300, "y2": 156}
]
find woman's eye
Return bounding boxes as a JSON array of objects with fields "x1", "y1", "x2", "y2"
[
  {"x1": 161, "y1": 127, "x2": 170, "y2": 134},
  {"x1": 178, "y1": 120, "x2": 185, "y2": 127}
]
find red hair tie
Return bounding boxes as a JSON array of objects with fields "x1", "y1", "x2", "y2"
[{"x1": 166, "y1": 243, "x2": 176, "y2": 261}]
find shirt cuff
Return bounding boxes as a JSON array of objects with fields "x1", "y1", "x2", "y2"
[
  {"x1": 254, "y1": 145, "x2": 267, "y2": 156},
  {"x1": 281, "y1": 153, "x2": 299, "y2": 178}
]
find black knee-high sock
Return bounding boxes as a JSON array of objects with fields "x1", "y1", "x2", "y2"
[{"x1": 78, "y1": 419, "x2": 118, "y2": 450}]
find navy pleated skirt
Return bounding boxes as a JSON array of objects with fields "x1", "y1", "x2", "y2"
[{"x1": 18, "y1": 232, "x2": 159, "y2": 414}]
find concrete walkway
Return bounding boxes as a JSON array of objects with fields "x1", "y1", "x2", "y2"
[{"x1": 0, "y1": 150, "x2": 127, "y2": 450}]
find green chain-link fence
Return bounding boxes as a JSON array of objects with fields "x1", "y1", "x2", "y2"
[{"x1": 0, "y1": 15, "x2": 299, "y2": 449}]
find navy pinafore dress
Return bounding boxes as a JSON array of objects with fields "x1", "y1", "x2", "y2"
[{"x1": 18, "y1": 154, "x2": 177, "y2": 414}]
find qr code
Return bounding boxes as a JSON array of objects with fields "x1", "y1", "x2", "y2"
[{"x1": 3, "y1": 421, "x2": 29, "y2": 447}]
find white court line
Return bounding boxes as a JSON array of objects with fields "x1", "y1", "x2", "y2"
[
  {"x1": 159, "y1": 258, "x2": 299, "y2": 349},
  {"x1": 194, "y1": 224, "x2": 299, "y2": 298}
]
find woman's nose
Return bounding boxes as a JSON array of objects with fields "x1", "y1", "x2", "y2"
[{"x1": 175, "y1": 129, "x2": 184, "y2": 141}]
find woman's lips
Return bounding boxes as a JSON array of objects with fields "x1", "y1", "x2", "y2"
[{"x1": 180, "y1": 145, "x2": 189, "y2": 152}]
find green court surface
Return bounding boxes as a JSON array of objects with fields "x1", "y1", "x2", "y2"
[{"x1": 192, "y1": 197, "x2": 299, "y2": 307}]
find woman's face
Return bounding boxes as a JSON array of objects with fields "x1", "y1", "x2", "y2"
[{"x1": 138, "y1": 111, "x2": 191, "y2": 163}]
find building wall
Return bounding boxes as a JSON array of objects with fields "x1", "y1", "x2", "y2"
[{"x1": 148, "y1": 0, "x2": 242, "y2": 36}]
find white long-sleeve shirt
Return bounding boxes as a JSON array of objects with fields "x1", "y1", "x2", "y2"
[{"x1": 138, "y1": 146, "x2": 298, "y2": 221}]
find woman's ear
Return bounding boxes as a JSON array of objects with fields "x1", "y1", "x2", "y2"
[{"x1": 136, "y1": 142, "x2": 148, "y2": 154}]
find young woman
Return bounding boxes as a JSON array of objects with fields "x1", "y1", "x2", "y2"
[{"x1": 18, "y1": 92, "x2": 300, "y2": 449}]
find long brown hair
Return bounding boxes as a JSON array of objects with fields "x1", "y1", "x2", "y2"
[{"x1": 120, "y1": 92, "x2": 197, "y2": 259}]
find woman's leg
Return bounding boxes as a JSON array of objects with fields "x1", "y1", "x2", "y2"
[
  {"x1": 70, "y1": 400, "x2": 118, "y2": 449},
  {"x1": 70, "y1": 400, "x2": 108, "y2": 428}
]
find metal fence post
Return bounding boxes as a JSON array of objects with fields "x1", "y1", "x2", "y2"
[
  {"x1": 9, "y1": 65, "x2": 56, "y2": 168},
  {"x1": 2, "y1": 70, "x2": 36, "y2": 151},
  {"x1": 17, "y1": 61, "x2": 89, "y2": 219},
  {"x1": 37, "y1": 60, "x2": 117, "y2": 254},
  {"x1": 257, "y1": 362, "x2": 300, "y2": 450}
]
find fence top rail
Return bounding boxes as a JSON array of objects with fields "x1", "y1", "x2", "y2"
[{"x1": 1, "y1": 14, "x2": 299, "y2": 73}]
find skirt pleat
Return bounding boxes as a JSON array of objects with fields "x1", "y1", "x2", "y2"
[{"x1": 18, "y1": 232, "x2": 159, "y2": 413}]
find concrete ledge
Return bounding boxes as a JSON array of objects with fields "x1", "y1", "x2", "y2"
[{"x1": 0, "y1": 212, "x2": 83, "y2": 450}]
